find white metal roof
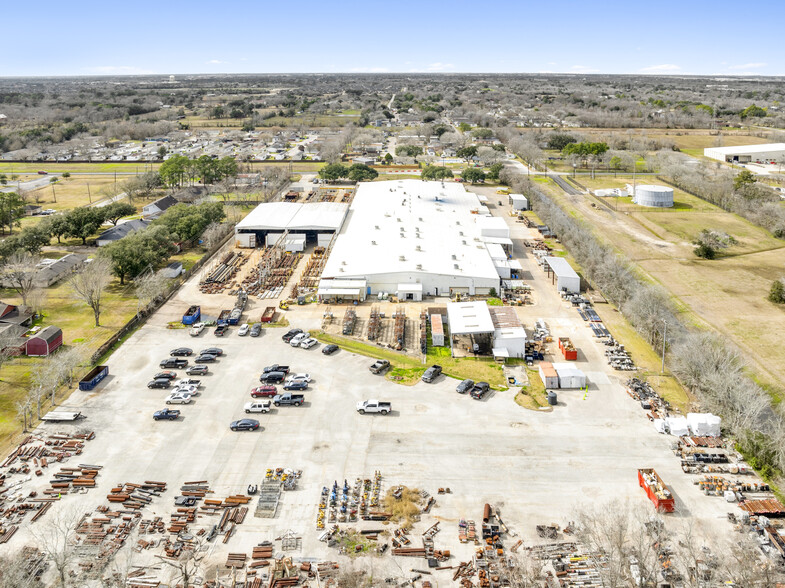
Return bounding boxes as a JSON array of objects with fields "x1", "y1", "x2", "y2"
[
  {"x1": 544, "y1": 256, "x2": 579, "y2": 280},
  {"x1": 236, "y1": 202, "x2": 349, "y2": 232},
  {"x1": 480, "y1": 236, "x2": 513, "y2": 246},
  {"x1": 446, "y1": 301, "x2": 495, "y2": 334},
  {"x1": 704, "y1": 143, "x2": 785, "y2": 155},
  {"x1": 486, "y1": 243, "x2": 507, "y2": 261},
  {"x1": 322, "y1": 180, "x2": 500, "y2": 282}
]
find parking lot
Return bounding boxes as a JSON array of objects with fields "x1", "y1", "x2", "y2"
[{"x1": 5, "y1": 195, "x2": 736, "y2": 583}]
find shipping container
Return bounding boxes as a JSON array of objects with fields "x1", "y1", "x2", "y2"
[
  {"x1": 79, "y1": 365, "x2": 108, "y2": 391},
  {"x1": 182, "y1": 305, "x2": 201, "y2": 325},
  {"x1": 638, "y1": 468, "x2": 675, "y2": 513},
  {"x1": 538, "y1": 361, "x2": 559, "y2": 389},
  {"x1": 558, "y1": 337, "x2": 577, "y2": 360}
]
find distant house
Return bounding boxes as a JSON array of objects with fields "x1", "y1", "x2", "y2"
[
  {"x1": 24, "y1": 205, "x2": 42, "y2": 216},
  {"x1": 142, "y1": 195, "x2": 179, "y2": 219},
  {"x1": 96, "y1": 219, "x2": 151, "y2": 247},
  {"x1": 25, "y1": 325, "x2": 63, "y2": 357},
  {"x1": 0, "y1": 302, "x2": 33, "y2": 327},
  {"x1": 34, "y1": 253, "x2": 87, "y2": 287},
  {"x1": 0, "y1": 324, "x2": 27, "y2": 356},
  {"x1": 352, "y1": 156, "x2": 376, "y2": 166}
]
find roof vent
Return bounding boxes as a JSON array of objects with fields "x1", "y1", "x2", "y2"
[
  {"x1": 459, "y1": 231, "x2": 464, "y2": 236},
  {"x1": 419, "y1": 217, "x2": 423, "y2": 222},
  {"x1": 462, "y1": 240, "x2": 467, "y2": 245},
  {"x1": 456, "y1": 221, "x2": 461, "y2": 225},
  {"x1": 416, "y1": 245, "x2": 421, "y2": 251},
  {"x1": 397, "y1": 218, "x2": 402, "y2": 222},
  {"x1": 416, "y1": 264, "x2": 423, "y2": 270},
  {"x1": 375, "y1": 225, "x2": 380, "y2": 230},
  {"x1": 454, "y1": 264, "x2": 460, "y2": 270},
  {"x1": 451, "y1": 254, "x2": 457, "y2": 260},
  {"x1": 342, "y1": 261, "x2": 346, "y2": 265},
  {"x1": 399, "y1": 255, "x2": 406, "y2": 261},
  {"x1": 339, "y1": 267, "x2": 344, "y2": 272},
  {"x1": 371, "y1": 241, "x2": 377, "y2": 245}
]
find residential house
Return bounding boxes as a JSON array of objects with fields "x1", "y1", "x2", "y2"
[
  {"x1": 0, "y1": 302, "x2": 33, "y2": 327},
  {"x1": 142, "y1": 195, "x2": 179, "y2": 219},
  {"x1": 35, "y1": 253, "x2": 87, "y2": 287},
  {"x1": 0, "y1": 323, "x2": 27, "y2": 356},
  {"x1": 352, "y1": 156, "x2": 376, "y2": 166},
  {"x1": 96, "y1": 219, "x2": 151, "y2": 247}
]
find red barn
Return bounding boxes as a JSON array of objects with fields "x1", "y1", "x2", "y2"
[{"x1": 25, "y1": 326, "x2": 63, "y2": 357}]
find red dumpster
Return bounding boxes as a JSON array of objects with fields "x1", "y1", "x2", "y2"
[{"x1": 638, "y1": 468, "x2": 675, "y2": 513}]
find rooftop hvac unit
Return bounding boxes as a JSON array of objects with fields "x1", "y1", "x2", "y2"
[
  {"x1": 416, "y1": 264, "x2": 422, "y2": 270},
  {"x1": 462, "y1": 240, "x2": 467, "y2": 245},
  {"x1": 474, "y1": 237, "x2": 480, "y2": 241},
  {"x1": 454, "y1": 264, "x2": 460, "y2": 270},
  {"x1": 371, "y1": 241, "x2": 377, "y2": 245},
  {"x1": 397, "y1": 218, "x2": 402, "y2": 222},
  {"x1": 451, "y1": 254, "x2": 457, "y2": 260},
  {"x1": 456, "y1": 221, "x2": 461, "y2": 225},
  {"x1": 459, "y1": 231, "x2": 464, "y2": 236},
  {"x1": 375, "y1": 225, "x2": 380, "y2": 230},
  {"x1": 416, "y1": 245, "x2": 421, "y2": 251},
  {"x1": 399, "y1": 255, "x2": 406, "y2": 261},
  {"x1": 419, "y1": 217, "x2": 423, "y2": 221}
]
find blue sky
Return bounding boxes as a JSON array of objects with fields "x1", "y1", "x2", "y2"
[{"x1": 1, "y1": 0, "x2": 782, "y2": 77}]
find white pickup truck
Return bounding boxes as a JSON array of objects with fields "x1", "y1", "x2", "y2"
[
  {"x1": 244, "y1": 401, "x2": 272, "y2": 414},
  {"x1": 356, "y1": 400, "x2": 391, "y2": 415}
]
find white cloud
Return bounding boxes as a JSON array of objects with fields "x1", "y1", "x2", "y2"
[
  {"x1": 84, "y1": 65, "x2": 156, "y2": 75},
  {"x1": 728, "y1": 62, "x2": 766, "y2": 70},
  {"x1": 425, "y1": 62, "x2": 454, "y2": 72},
  {"x1": 206, "y1": 59, "x2": 227, "y2": 65},
  {"x1": 570, "y1": 65, "x2": 599, "y2": 73},
  {"x1": 639, "y1": 64, "x2": 681, "y2": 73},
  {"x1": 349, "y1": 66, "x2": 389, "y2": 73}
]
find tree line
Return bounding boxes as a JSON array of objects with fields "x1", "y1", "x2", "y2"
[{"x1": 508, "y1": 174, "x2": 785, "y2": 479}]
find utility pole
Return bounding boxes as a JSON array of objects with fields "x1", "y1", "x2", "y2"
[
  {"x1": 660, "y1": 321, "x2": 667, "y2": 374},
  {"x1": 87, "y1": 182, "x2": 92, "y2": 204}
]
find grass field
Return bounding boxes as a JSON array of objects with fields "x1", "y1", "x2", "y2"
[
  {"x1": 539, "y1": 174, "x2": 785, "y2": 400},
  {"x1": 25, "y1": 175, "x2": 121, "y2": 211},
  {"x1": 0, "y1": 163, "x2": 162, "y2": 174},
  {"x1": 0, "y1": 278, "x2": 139, "y2": 452}
]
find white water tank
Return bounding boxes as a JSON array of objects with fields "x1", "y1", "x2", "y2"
[{"x1": 633, "y1": 185, "x2": 673, "y2": 207}]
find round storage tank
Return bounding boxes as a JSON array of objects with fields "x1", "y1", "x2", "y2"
[
  {"x1": 547, "y1": 391, "x2": 558, "y2": 406},
  {"x1": 634, "y1": 185, "x2": 674, "y2": 208}
]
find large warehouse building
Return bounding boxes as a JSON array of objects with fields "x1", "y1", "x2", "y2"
[
  {"x1": 704, "y1": 143, "x2": 785, "y2": 164},
  {"x1": 319, "y1": 180, "x2": 503, "y2": 301},
  {"x1": 234, "y1": 202, "x2": 349, "y2": 251}
]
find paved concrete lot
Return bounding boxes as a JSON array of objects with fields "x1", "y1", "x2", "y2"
[{"x1": 8, "y1": 191, "x2": 733, "y2": 583}]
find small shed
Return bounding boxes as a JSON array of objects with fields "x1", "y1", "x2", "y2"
[
  {"x1": 552, "y1": 362, "x2": 586, "y2": 389},
  {"x1": 509, "y1": 194, "x2": 528, "y2": 211},
  {"x1": 544, "y1": 257, "x2": 580, "y2": 294},
  {"x1": 397, "y1": 283, "x2": 423, "y2": 302},
  {"x1": 538, "y1": 361, "x2": 559, "y2": 389},
  {"x1": 163, "y1": 262, "x2": 184, "y2": 279},
  {"x1": 25, "y1": 326, "x2": 63, "y2": 357},
  {"x1": 430, "y1": 314, "x2": 444, "y2": 347}
]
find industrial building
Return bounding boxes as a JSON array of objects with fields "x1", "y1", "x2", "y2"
[
  {"x1": 625, "y1": 184, "x2": 674, "y2": 208},
  {"x1": 319, "y1": 180, "x2": 503, "y2": 301},
  {"x1": 234, "y1": 202, "x2": 349, "y2": 251},
  {"x1": 508, "y1": 193, "x2": 529, "y2": 210},
  {"x1": 543, "y1": 257, "x2": 581, "y2": 293},
  {"x1": 704, "y1": 143, "x2": 785, "y2": 164},
  {"x1": 445, "y1": 301, "x2": 526, "y2": 359}
]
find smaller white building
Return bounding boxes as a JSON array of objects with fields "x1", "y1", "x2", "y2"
[
  {"x1": 475, "y1": 216, "x2": 510, "y2": 239},
  {"x1": 430, "y1": 314, "x2": 445, "y2": 347},
  {"x1": 317, "y1": 279, "x2": 367, "y2": 302},
  {"x1": 552, "y1": 362, "x2": 586, "y2": 389},
  {"x1": 544, "y1": 257, "x2": 580, "y2": 294},
  {"x1": 509, "y1": 194, "x2": 528, "y2": 210},
  {"x1": 446, "y1": 301, "x2": 494, "y2": 335}
]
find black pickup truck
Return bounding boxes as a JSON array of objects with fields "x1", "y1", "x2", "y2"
[
  {"x1": 421, "y1": 364, "x2": 442, "y2": 383},
  {"x1": 263, "y1": 364, "x2": 290, "y2": 374},
  {"x1": 153, "y1": 408, "x2": 181, "y2": 421}
]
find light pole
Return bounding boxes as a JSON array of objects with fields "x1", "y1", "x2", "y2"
[{"x1": 572, "y1": 163, "x2": 576, "y2": 178}]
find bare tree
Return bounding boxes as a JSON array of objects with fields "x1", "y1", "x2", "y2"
[
  {"x1": 1, "y1": 251, "x2": 40, "y2": 307},
  {"x1": 25, "y1": 287, "x2": 48, "y2": 317},
  {"x1": 155, "y1": 536, "x2": 208, "y2": 588},
  {"x1": 134, "y1": 271, "x2": 170, "y2": 316},
  {"x1": 31, "y1": 506, "x2": 81, "y2": 587},
  {"x1": 504, "y1": 549, "x2": 548, "y2": 587},
  {"x1": 201, "y1": 222, "x2": 230, "y2": 251},
  {"x1": 15, "y1": 396, "x2": 32, "y2": 432},
  {"x1": 0, "y1": 550, "x2": 41, "y2": 588},
  {"x1": 69, "y1": 257, "x2": 112, "y2": 327}
]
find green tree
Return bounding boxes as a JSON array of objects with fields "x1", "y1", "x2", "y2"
[
  {"x1": 769, "y1": 279, "x2": 785, "y2": 304},
  {"x1": 462, "y1": 168, "x2": 486, "y2": 184},
  {"x1": 421, "y1": 166, "x2": 454, "y2": 181},
  {"x1": 64, "y1": 207, "x2": 105, "y2": 245},
  {"x1": 16, "y1": 224, "x2": 51, "y2": 254},
  {"x1": 456, "y1": 145, "x2": 478, "y2": 163},
  {"x1": 609, "y1": 156, "x2": 622, "y2": 170},
  {"x1": 102, "y1": 202, "x2": 136, "y2": 226},
  {"x1": 346, "y1": 164, "x2": 378, "y2": 182},
  {"x1": 157, "y1": 146, "x2": 168, "y2": 160},
  {"x1": 547, "y1": 133, "x2": 577, "y2": 150},
  {"x1": 153, "y1": 201, "x2": 225, "y2": 242},
  {"x1": 562, "y1": 142, "x2": 609, "y2": 158},
  {"x1": 383, "y1": 152, "x2": 393, "y2": 164},
  {"x1": 61, "y1": 172, "x2": 71, "y2": 179},
  {"x1": 103, "y1": 226, "x2": 175, "y2": 284},
  {"x1": 693, "y1": 243, "x2": 716, "y2": 259},
  {"x1": 41, "y1": 214, "x2": 69, "y2": 244},
  {"x1": 733, "y1": 169, "x2": 756, "y2": 191},
  {"x1": 486, "y1": 162, "x2": 504, "y2": 181},
  {"x1": 159, "y1": 154, "x2": 190, "y2": 188},
  {"x1": 471, "y1": 128, "x2": 493, "y2": 139},
  {"x1": 432, "y1": 125, "x2": 449, "y2": 138},
  {"x1": 0, "y1": 174, "x2": 6, "y2": 186},
  {"x1": 318, "y1": 163, "x2": 348, "y2": 181},
  {"x1": 740, "y1": 104, "x2": 767, "y2": 119},
  {"x1": 458, "y1": 123, "x2": 471, "y2": 133},
  {"x1": 0, "y1": 192, "x2": 25, "y2": 234},
  {"x1": 395, "y1": 145, "x2": 423, "y2": 159},
  {"x1": 216, "y1": 156, "x2": 238, "y2": 180}
]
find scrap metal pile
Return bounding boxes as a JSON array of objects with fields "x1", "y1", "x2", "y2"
[
  {"x1": 0, "y1": 431, "x2": 97, "y2": 544},
  {"x1": 319, "y1": 471, "x2": 383, "y2": 528},
  {"x1": 605, "y1": 339, "x2": 635, "y2": 370},
  {"x1": 342, "y1": 308, "x2": 356, "y2": 335},
  {"x1": 367, "y1": 306, "x2": 382, "y2": 341},
  {"x1": 291, "y1": 245, "x2": 329, "y2": 299},
  {"x1": 392, "y1": 309, "x2": 406, "y2": 350},
  {"x1": 243, "y1": 250, "x2": 301, "y2": 299},
  {"x1": 200, "y1": 250, "x2": 248, "y2": 293},
  {"x1": 626, "y1": 378, "x2": 671, "y2": 420}
]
